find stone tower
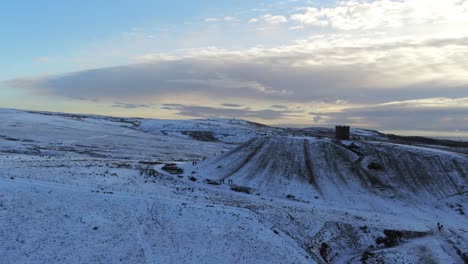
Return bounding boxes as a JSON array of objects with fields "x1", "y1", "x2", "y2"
[{"x1": 335, "y1": 125, "x2": 350, "y2": 140}]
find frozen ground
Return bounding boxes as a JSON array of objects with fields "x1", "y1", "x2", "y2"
[{"x1": 0, "y1": 109, "x2": 467, "y2": 263}]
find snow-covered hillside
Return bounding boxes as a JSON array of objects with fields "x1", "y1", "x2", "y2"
[
  {"x1": 0, "y1": 109, "x2": 230, "y2": 161},
  {"x1": 0, "y1": 109, "x2": 467, "y2": 263},
  {"x1": 139, "y1": 118, "x2": 279, "y2": 144},
  {"x1": 198, "y1": 136, "x2": 467, "y2": 203}
]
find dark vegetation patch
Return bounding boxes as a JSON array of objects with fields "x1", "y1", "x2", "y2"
[
  {"x1": 137, "y1": 166, "x2": 159, "y2": 178},
  {"x1": 310, "y1": 222, "x2": 371, "y2": 263},
  {"x1": 360, "y1": 225, "x2": 369, "y2": 233},
  {"x1": 0, "y1": 135, "x2": 35, "y2": 143},
  {"x1": 75, "y1": 150, "x2": 108, "y2": 158},
  {"x1": 348, "y1": 142, "x2": 362, "y2": 152},
  {"x1": 244, "y1": 120, "x2": 269, "y2": 128},
  {"x1": 0, "y1": 136, "x2": 20, "y2": 141},
  {"x1": 452, "y1": 245, "x2": 468, "y2": 263},
  {"x1": 138, "y1": 161, "x2": 163, "y2": 166},
  {"x1": 342, "y1": 142, "x2": 364, "y2": 156},
  {"x1": 74, "y1": 144, "x2": 99, "y2": 149},
  {"x1": 367, "y1": 162, "x2": 383, "y2": 171},
  {"x1": 189, "y1": 176, "x2": 197, "y2": 182},
  {"x1": 162, "y1": 163, "x2": 184, "y2": 175},
  {"x1": 361, "y1": 251, "x2": 375, "y2": 264},
  {"x1": 375, "y1": 229, "x2": 429, "y2": 248},
  {"x1": 113, "y1": 162, "x2": 132, "y2": 169},
  {"x1": 230, "y1": 185, "x2": 253, "y2": 194},
  {"x1": 182, "y1": 131, "x2": 217, "y2": 142},
  {"x1": 285, "y1": 194, "x2": 310, "y2": 203},
  {"x1": 319, "y1": 242, "x2": 335, "y2": 263},
  {"x1": 376, "y1": 230, "x2": 403, "y2": 247},
  {"x1": 205, "y1": 179, "x2": 221, "y2": 185}
]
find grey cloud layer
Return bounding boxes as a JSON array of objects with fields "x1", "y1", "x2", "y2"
[
  {"x1": 312, "y1": 100, "x2": 468, "y2": 131},
  {"x1": 6, "y1": 59, "x2": 374, "y2": 102},
  {"x1": 111, "y1": 102, "x2": 151, "y2": 109},
  {"x1": 7, "y1": 35, "x2": 468, "y2": 104},
  {"x1": 162, "y1": 104, "x2": 295, "y2": 120}
]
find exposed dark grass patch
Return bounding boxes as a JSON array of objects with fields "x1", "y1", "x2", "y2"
[
  {"x1": 205, "y1": 179, "x2": 221, "y2": 185},
  {"x1": 230, "y1": 185, "x2": 253, "y2": 194},
  {"x1": 182, "y1": 131, "x2": 218, "y2": 142},
  {"x1": 367, "y1": 162, "x2": 383, "y2": 171},
  {"x1": 162, "y1": 163, "x2": 184, "y2": 175},
  {"x1": 138, "y1": 161, "x2": 162, "y2": 165}
]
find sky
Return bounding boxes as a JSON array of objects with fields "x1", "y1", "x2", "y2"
[{"x1": 1, "y1": 0, "x2": 468, "y2": 138}]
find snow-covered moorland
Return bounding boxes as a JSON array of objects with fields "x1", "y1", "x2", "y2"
[{"x1": 0, "y1": 108, "x2": 467, "y2": 263}]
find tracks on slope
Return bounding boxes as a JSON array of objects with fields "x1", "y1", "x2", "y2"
[
  {"x1": 222, "y1": 137, "x2": 266, "y2": 180},
  {"x1": 303, "y1": 139, "x2": 319, "y2": 191}
]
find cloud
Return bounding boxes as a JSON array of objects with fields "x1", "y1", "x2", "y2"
[
  {"x1": 311, "y1": 97, "x2": 468, "y2": 132},
  {"x1": 161, "y1": 104, "x2": 296, "y2": 120},
  {"x1": 167, "y1": 75, "x2": 291, "y2": 96},
  {"x1": 288, "y1": 25, "x2": 304, "y2": 30},
  {"x1": 111, "y1": 102, "x2": 151, "y2": 109},
  {"x1": 262, "y1": 14, "x2": 288, "y2": 25},
  {"x1": 221, "y1": 103, "x2": 244, "y2": 108},
  {"x1": 34, "y1": 57, "x2": 51, "y2": 63},
  {"x1": 247, "y1": 14, "x2": 288, "y2": 28},
  {"x1": 205, "y1": 16, "x2": 235, "y2": 23},
  {"x1": 291, "y1": 0, "x2": 468, "y2": 31},
  {"x1": 7, "y1": 34, "x2": 468, "y2": 105},
  {"x1": 271, "y1": 104, "x2": 288, "y2": 109}
]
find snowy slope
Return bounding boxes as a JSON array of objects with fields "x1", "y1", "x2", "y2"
[
  {"x1": 139, "y1": 118, "x2": 281, "y2": 144},
  {"x1": 0, "y1": 109, "x2": 229, "y2": 161},
  {"x1": 0, "y1": 108, "x2": 467, "y2": 263},
  {"x1": 197, "y1": 136, "x2": 467, "y2": 203},
  {"x1": 0, "y1": 177, "x2": 310, "y2": 264}
]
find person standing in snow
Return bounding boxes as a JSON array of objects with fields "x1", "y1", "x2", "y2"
[{"x1": 437, "y1": 222, "x2": 444, "y2": 232}]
